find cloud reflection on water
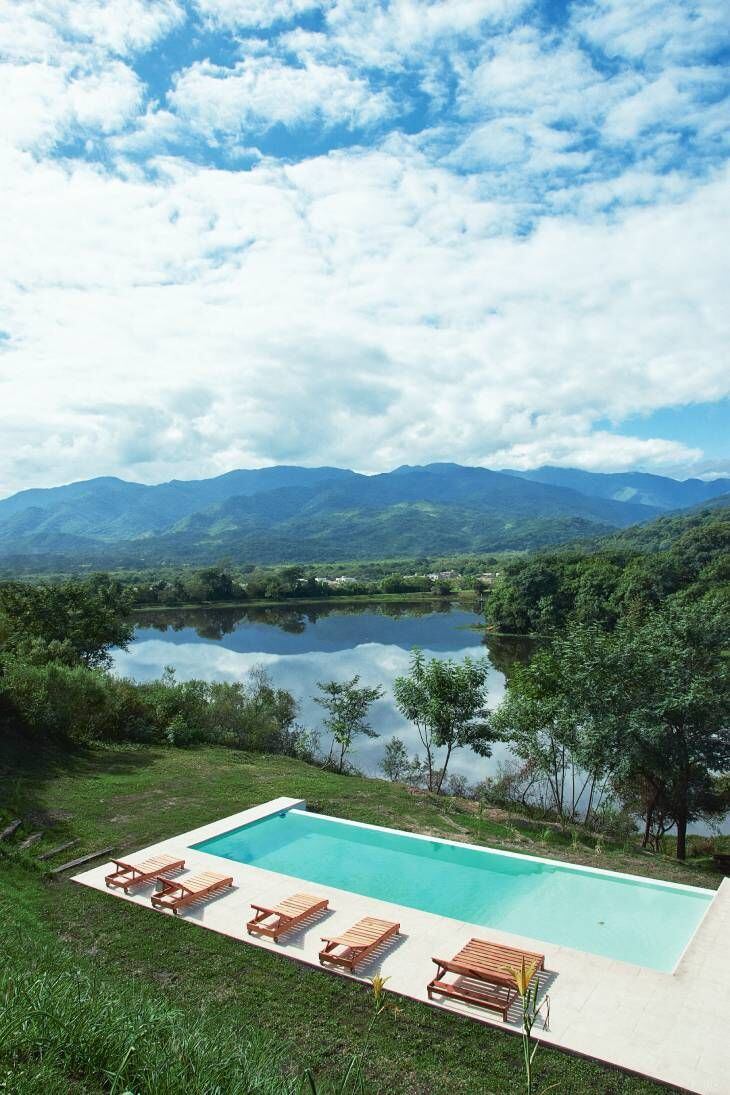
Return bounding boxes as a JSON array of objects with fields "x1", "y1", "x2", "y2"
[{"x1": 111, "y1": 604, "x2": 518, "y2": 781}]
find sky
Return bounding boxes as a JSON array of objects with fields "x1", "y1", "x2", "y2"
[{"x1": 1, "y1": 0, "x2": 729, "y2": 498}]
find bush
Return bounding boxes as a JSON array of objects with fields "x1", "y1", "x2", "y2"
[
  {"x1": 1, "y1": 657, "x2": 300, "y2": 756},
  {"x1": 0, "y1": 659, "x2": 119, "y2": 743},
  {"x1": 444, "y1": 773, "x2": 473, "y2": 799}
]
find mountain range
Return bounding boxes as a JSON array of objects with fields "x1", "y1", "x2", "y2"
[
  {"x1": 0, "y1": 463, "x2": 727, "y2": 571},
  {"x1": 503, "y1": 466, "x2": 729, "y2": 511}
]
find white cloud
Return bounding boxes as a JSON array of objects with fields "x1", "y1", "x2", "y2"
[
  {"x1": 317, "y1": 0, "x2": 527, "y2": 68},
  {"x1": 575, "y1": 0, "x2": 730, "y2": 65},
  {"x1": 0, "y1": 0, "x2": 727, "y2": 495},
  {"x1": 461, "y1": 28, "x2": 614, "y2": 122},
  {"x1": 489, "y1": 433, "x2": 702, "y2": 473},
  {"x1": 0, "y1": 0, "x2": 184, "y2": 61},
  {"x1": 193, "y1": 0, "x2": 323, "y2": 30},
  {"x1": 1, "y1": 136, "x2": 728, "y2": 494},
  {"x1": 0, "y1": 60, "x2": 144, "y2": 151},
  {"x1": 602, "y1": 66, "x2": 729, "y2": 143},
  {"x1": 447, "y1": 117, "x2": 593, "y2": 175},
  {"x1": 169, "y1": 56, "x2": 392, "y2": 136},
  {"x1": 0, "y1": 0, "x2": 181, "y2": 153}
]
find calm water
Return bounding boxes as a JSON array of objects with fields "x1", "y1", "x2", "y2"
[
  {"x1": 111, "y1": 601, "x2": 727, "y2": 834},
  {"x1": 194, "y1": 808, "x2": 713, "y2": 970},
  {"x1": 112, "y1": 601, "x2": 527, "y2": 783}
]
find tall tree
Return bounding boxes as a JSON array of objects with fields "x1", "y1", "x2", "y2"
[
  {"x1": 314, "y1": 675, "x2": 384, "y2": 773},
  {"x1": 0, "y1": 575, "x2": 133, "y2": 669},
  {"x1": 618, "y1": 599, "x2": 730, "y2": 859},
  {"x1": 495, "y1": 599, "x2": 730, "y2": 858},
  {"x1": 393, "y1": 648, "x2": 494, "y2": 794}
]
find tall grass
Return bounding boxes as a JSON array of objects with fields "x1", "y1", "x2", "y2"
[
  {"x1": 0, "y1": 954, "x2": 297, "y2": 1095},
  {"x1": 0, "y1": 873, "x2": 297, "y2": 1095}
]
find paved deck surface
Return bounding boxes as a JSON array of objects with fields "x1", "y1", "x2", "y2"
[{"x1": 74, "y1": 796, "x2": 730, "y2": 1095}]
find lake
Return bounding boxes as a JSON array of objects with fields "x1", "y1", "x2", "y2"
[
  {"x1": 111, "y1": 600, "x2": 727, "y2": 834},
  {"x1": 111, "y1": 600, "x2": 527, "y2": 784}
]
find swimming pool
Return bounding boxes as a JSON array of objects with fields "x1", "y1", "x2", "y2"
[{"x1": 193, "y1": 807, "x2": 714, "y2": 971}]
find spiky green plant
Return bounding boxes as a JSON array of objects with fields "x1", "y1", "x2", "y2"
[{"x1": 504, "y1": 957, "x2": 552, "y2": 1095}]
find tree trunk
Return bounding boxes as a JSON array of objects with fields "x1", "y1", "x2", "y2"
[
  {"x1": 675, "y1": 730, "x2": 690, "y2": 861},
  {"x1": 418, "y1": 725, "x2": 434, "y2": 791},
  {"x1": 675, "y1": 810, "x2": 688, "y2": 861},
  {"x1": 435, "y1": 743, "x2": 453, "y2": 795}
]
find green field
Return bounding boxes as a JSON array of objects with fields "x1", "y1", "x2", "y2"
[{"x1": 3, "y1": 740, "x2": 711, "y2": 1093}]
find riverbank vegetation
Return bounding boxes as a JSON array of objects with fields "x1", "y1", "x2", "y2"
[
  {"x1": 4, "y1": 552, "x2": 514, "y2": 606},
  {"x1": 492, "y1": 603, "x2": 730, "y2": 860},
  {"x1": 484, "y1": 505, "x2": 728, "y2": 635},
  {"x1": 483, "y1": 507, "x2": 730, "y2": 860},
  {"x1": 0, "y1": 577, "x2": 313, "y2": 758},
  {"x1": 0, "y1": 738, "x2": 713, "y2": 1094}
]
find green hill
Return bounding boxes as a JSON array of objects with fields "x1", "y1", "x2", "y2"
[
  {"x1": 483, "y1": 503, "x2": 730, "y2": 634},
  {"x1": 0, "y1": 463, "x2": 671, "y2": 571}
]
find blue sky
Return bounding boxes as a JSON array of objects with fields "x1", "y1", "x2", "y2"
[{"x1": 0, "y1": 0, "x2": 728, "y2": 495}]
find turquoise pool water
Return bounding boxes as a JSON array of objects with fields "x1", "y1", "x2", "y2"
[{"x1": 193, "y1": 808, "x2": 713, "y2": 971}]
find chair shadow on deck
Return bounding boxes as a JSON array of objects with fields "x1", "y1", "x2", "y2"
[
  {"x1": 436, "y1": 967, "x2": 558, "y2": 1028},
  {"x1": 158, "y1": 883, "x2": 239, "y2": 921},
  {"x1": 336, "y1": 929, "x2": 411, "y2": 977},
  {"x1": 253, "y1": 904, "x2": 336, "y2": 946}
]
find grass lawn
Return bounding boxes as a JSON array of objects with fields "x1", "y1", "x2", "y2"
[{"x1": 2, "y1": 738, "x2": 715, "y2": 1093}]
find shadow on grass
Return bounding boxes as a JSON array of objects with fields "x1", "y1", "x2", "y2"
[{"x1": 0, "y1": 720, "x2": 162, "y2": 832}]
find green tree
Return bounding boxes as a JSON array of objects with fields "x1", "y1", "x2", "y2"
[
  {"x1": 380, "y1": 736, "x2": 410, "y2": 781},
  {"x1": 492, "y1": 641, "x2": 618, "y2": 825},
  {"x1": 380, "y1": 574, "x2": 408, "y2": 594},
  {"x1": 184, "y1": 567, "x2": 242, "y2": 603},
  {"x1": 393, "y1": 648, "x2": 495, "y2": 794},
  {"x1": 494, "y1": 600, "x2": 730, "y2": 859},
  {"x1": 314, "y1": 675, "x2": 384, "y2": 773},
  {"x1": 617, "y1": 600, "x2": 730, "y2": 859},
  {"x1": 0, "y1": 575, "x2": 133, "y2": 669}
]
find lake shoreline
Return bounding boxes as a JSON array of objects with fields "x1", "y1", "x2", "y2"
[{"x1": 132, "y1": 591, "x2": 480, "y2": 612}]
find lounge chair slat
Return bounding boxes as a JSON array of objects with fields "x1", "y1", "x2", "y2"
[
  {"x1": 247, "y1": 892, "x2": 329, "y2": 942},
  {"x1": 319, "y1": 917, "x2": 399, "y2": 971},
  {"x1": 427, "y1": 938, "x2": 545, "y2": 1020},
  {"x1": 151, "y1": 871, "x2": 233, "y2": 914},
  {"x1": 105, "y1": 853, "x2": 185, "y2": 892}
]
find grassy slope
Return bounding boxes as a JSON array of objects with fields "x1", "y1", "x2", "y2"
[{"x1": 2, "y1": 740, "x2": 706, "y2": 1094}]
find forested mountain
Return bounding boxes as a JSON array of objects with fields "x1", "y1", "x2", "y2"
[
  {"x1": 504, "y1": 465, "x2": 730, "y2": 511},
  {"x1": 483, "y1": 504, "x2": 730, "y2": 635},
  {"x1": 0, "y1": 462, "x2": 718, "y2": 571}
]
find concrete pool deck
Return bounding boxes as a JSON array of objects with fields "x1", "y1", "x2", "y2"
[{"x1": 74, "y1": 797, "x2": 730, "y2": 1095}]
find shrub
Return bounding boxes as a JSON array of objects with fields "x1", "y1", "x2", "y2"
[
  {"x1": 0, "y1": 659, "x2": 118, "y2": 743},
  {"x1": 0, "y1": 655, "x2": 301, "y2": 757}
]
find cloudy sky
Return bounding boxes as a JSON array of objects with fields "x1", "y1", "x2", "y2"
[{"x1": 1, "y1": 0, "x2": 728, "y2": 497}]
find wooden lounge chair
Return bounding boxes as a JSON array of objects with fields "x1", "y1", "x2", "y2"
[
  {"x1": 427, "y1": 938, "x2": 545, "y2": 1021},
  {"x1": 105, "y1": 853, "x2": 185, "y2": 894},
  {"x1": 150, "y1": 870, "x2": 233, "y2": 915},
  {"x1": 247, "y1": 892, "x2": 329, "y2": 942},
  {"x1": 319, "y1": 917, "x2": 399, "y2": 972}
]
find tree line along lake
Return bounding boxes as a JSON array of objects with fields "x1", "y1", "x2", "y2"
[
  {"x1": 111, "y1": 599, "x2": 728, "y2": 835},
  {"x1": 111, "y1": 600, "x2": 528, "y2": 785}
]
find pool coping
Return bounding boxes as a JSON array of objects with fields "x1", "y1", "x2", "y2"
[
  {"x1": 197, "y1": 801, "x2": 717, "y2": 895},
  {"x1": 194, "y1": 801, "x2": 716, "y2": 974},
  {"x1": 73, "y1": 796, "x2": 730, "y2": 1095}
]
